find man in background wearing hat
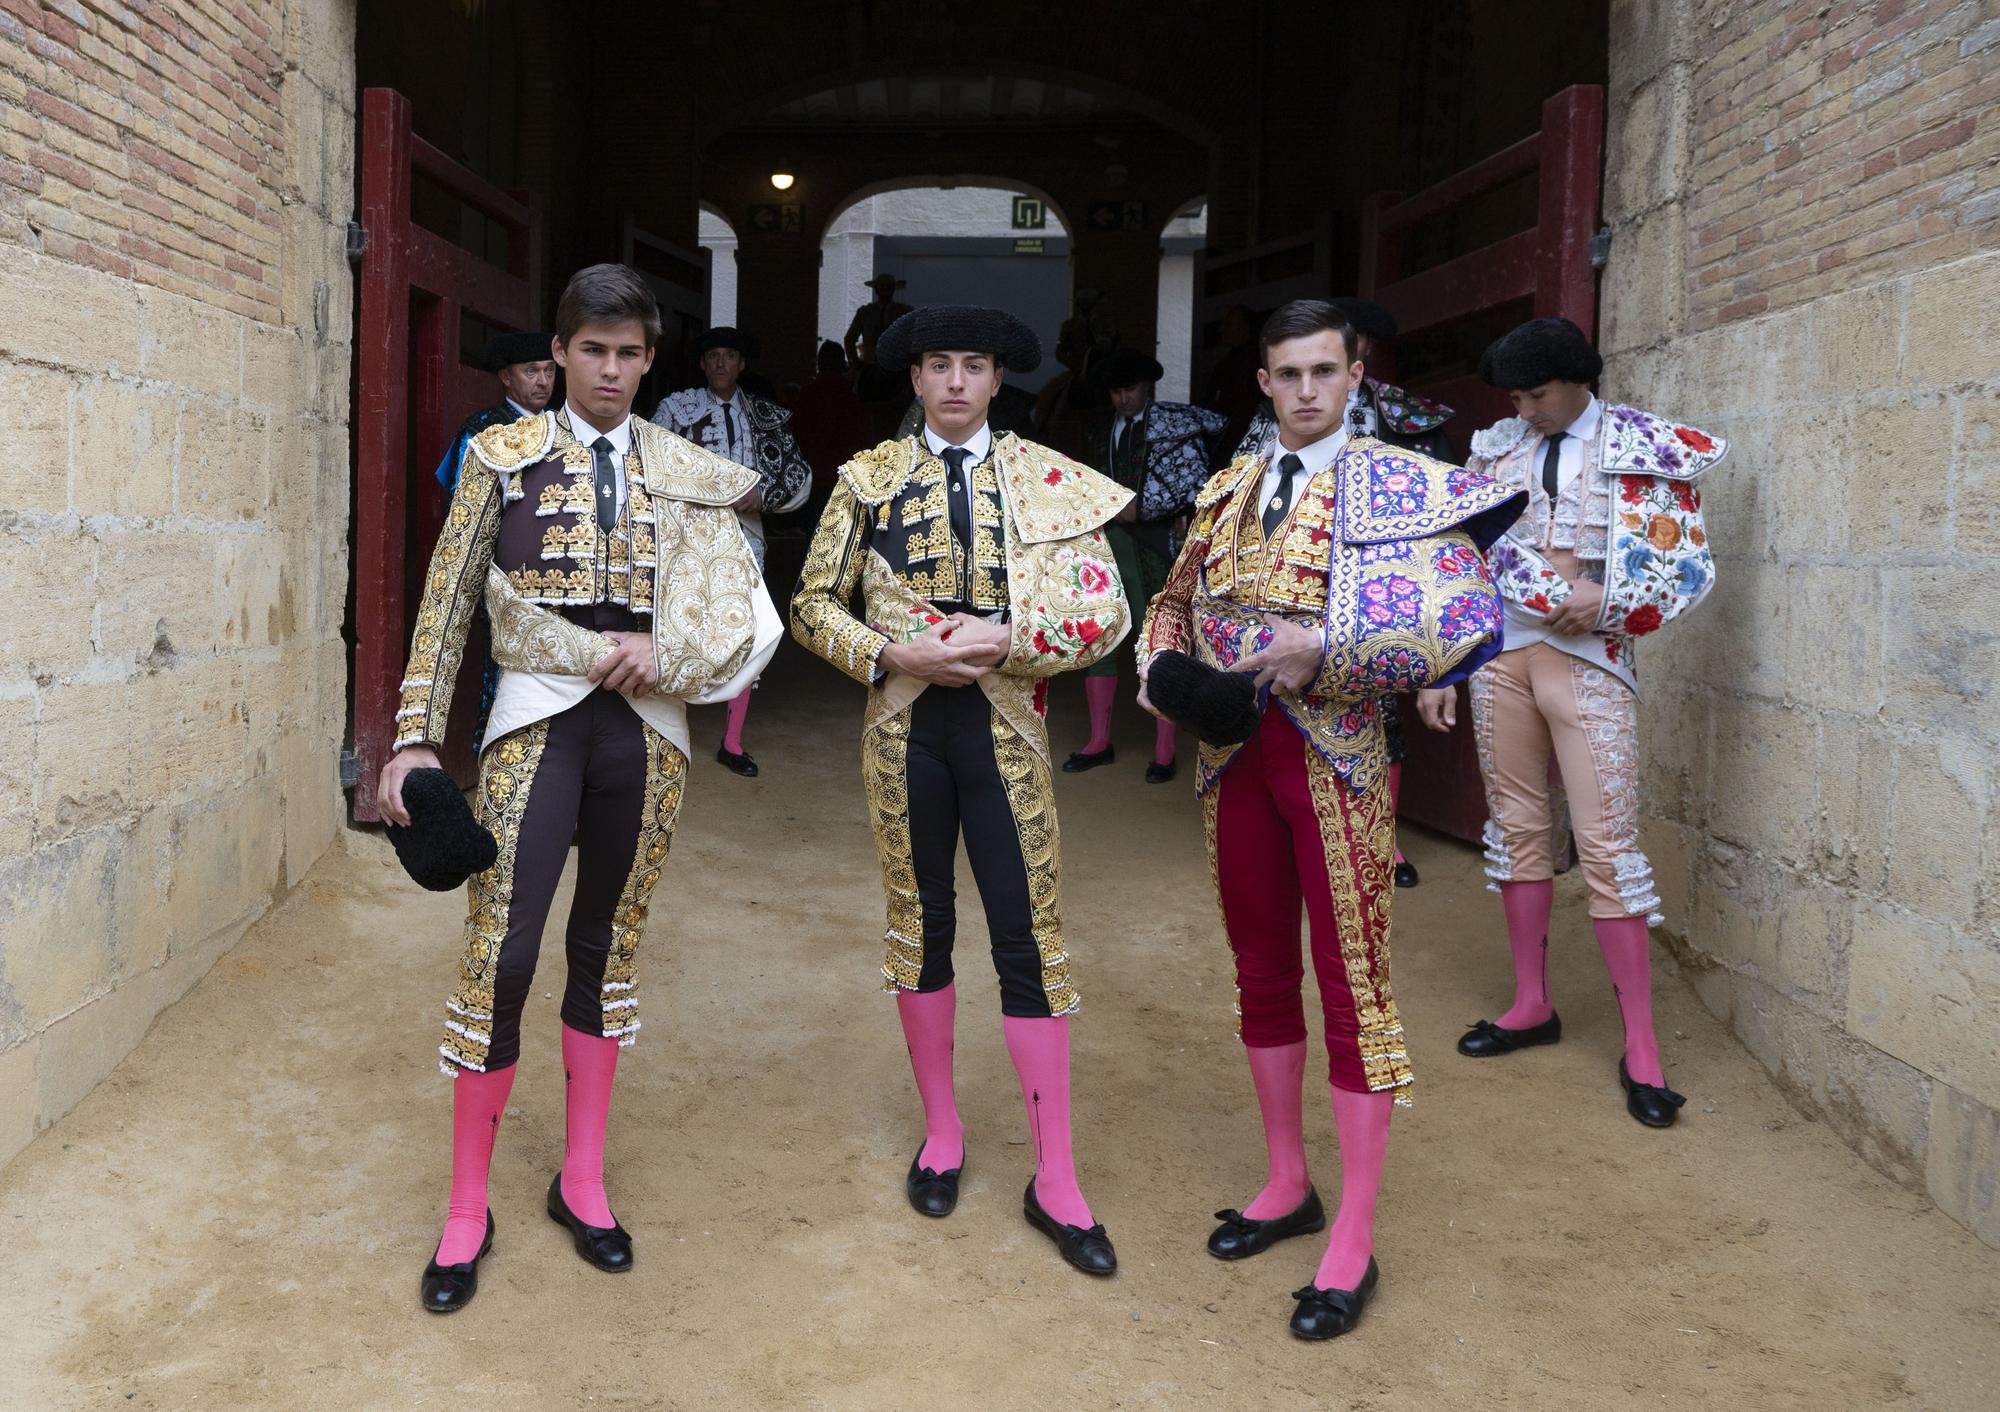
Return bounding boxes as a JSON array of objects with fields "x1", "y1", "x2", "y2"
[
  {"x1": 1065, "y1": 346, "x2": 1227, "y2": 782},
  {"x1": 1418, "y1": 316, "x2": 1724, "y2": 1129},
  {"x1": 845, "y1": 272, "x2": 914, "y2": 415},
  {"x1": 429, "y1": 330, "x2": 557, "y2": 750},
  {"x1": 1234, "y1": 298, "x2": 1455, "y2": 889},
  {"x1": 652, "y1": 327, "x2": 812, "y2": 777},
  {"x1": 792, "y1": 304, "x2": 1132, "y2": 1276},
  {"x1": 379, "y1": 264, "x2": 782, "y2": 1312}
]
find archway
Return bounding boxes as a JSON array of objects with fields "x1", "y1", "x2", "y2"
[
  {"x1": 1154, "y1": 198, "x2": 1208, "y2": 402},
  {"x1": 697, "y1": 201, "x2": 739, "y2": 327},
  {"x1": 817, "y1": 178, "x2": 1075, "y2": 395}
]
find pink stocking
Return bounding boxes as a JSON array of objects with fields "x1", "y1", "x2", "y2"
[
  {"x1": 1003, "y1": 1015, "x2": 1093, "y2": 1227},
  {"x1": 436, "y1": 1065, "x2": 515, "y2": 1264},
  {"x1": 1495, "y1": 879, "x2": 1556, "y2": 1028},
  {"x1": 1240, "y1": 1040, "x2": 1311, "y2": 1219},
  {"x1": 559, "y1": 1024, "x2": 620, "y2": 1227},
  {"x1": 1313, "y1": 1086, "x2": 1392, "y2": 1291},
  {"x1": 897, "y1": 984, "x2": 964, "y2": 1171},
  {"x1": 1153, "y1": 717, "x2": 1178, "y2": 768},
  {"x1": 1595, "y1": 917, "x2": 1664, "y2": 1085},
  {"x1": 722, "y1": 689, "x2": 752, "y2": 756},
  {"x1": 1082, "y1": 676, "x2": 1117, "y2": 754},
  {"x1": 1388, "y1": 762, "x2": 1406, "y2": 865}
]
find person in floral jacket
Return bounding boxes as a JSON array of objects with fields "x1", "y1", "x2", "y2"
[
  {"x1": 1415, "y1": 316, "x2": 1725, "y2": 1130},
  {"x1": 791, "y1": 306, "x2": 1132, "y2": 1277}
]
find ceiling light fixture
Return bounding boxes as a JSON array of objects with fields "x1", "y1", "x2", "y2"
[{"x1": 770, "y1": 172, "x2": 796, "y2": 191}]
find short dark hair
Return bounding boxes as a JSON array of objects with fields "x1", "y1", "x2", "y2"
[
  {"x1": 1258, "y1": 299, "x2": 1357, "y2": 367},
  {"x1": 816, "y1": 340, "x2": 847, "y2": 373},
  {"x1": 555, "y1": 263, "x2": 662, "y2": 349}
]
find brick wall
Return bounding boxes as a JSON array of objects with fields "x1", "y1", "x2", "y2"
[
  {"x1": 0, "y1": 0, "x2": 355, "y2": 1166},
  {"x1": 1603, "y1": 0, "x2": 2000, "y2": 1246},
  {"x1": 1686, "y1": 0, "x2": 2000, "y2": 325}
]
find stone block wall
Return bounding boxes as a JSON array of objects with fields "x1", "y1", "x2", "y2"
[
  {"x1": 1603, "y1": 0, "x2": 1999, "y2": 1245},
  {"x1": 0, "y1": 0, "x2": 355, "y2": 1166}
]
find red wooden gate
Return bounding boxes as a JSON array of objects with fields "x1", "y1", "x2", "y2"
[
  {"x1": 351, "y1": 87, "x2": 543, "y2": 822},
  {"x1": 1360, "y1": 84, "x2": 1605, "y2": 843}
]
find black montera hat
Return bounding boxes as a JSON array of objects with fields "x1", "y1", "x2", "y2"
[
  {"x1": 876, "y1": 305, "x2": 1042, "y2": 372},
  {"x1": 1478, "y1": 317, "x2": 1604, "y2": 389},
  {"x1": 1102, "y1": 347, "x2": 1165, "y2": 389},
  {"x1": 1330, "y1": 297, "x2": 1398, "y2": 342},
  {"x1": 1145, "y1": 650, "x2": 1261, "y2": 747},
  {"x1": 696, "y1": 325, "x2": 760, "y2": 358},
  {"x1": 481, "y1": 330, "x2": 554, "y2": 372},
  {"x1": 385, "y1": 768, "x2": 499, "y2": 891}
]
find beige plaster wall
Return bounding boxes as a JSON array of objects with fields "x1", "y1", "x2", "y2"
[
  {"x1": 1603, "y1": 0, "x2": 1999, "y2": 1245},
  {"x1": 0, "y1": 0, "x2": 356, "y2": 1166}
]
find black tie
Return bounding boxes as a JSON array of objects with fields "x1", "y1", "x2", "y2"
[
  {"x1": 721, "y1": 400, "x2": 737, "y2": 456},
  {"x1": 591, "y1": 436, "x2": 618, "y2": 533},
  {"x1": 1262, "y1": 452, "x2": 1303, "y2": 536},
  {"x1": 1541, "y1": 430, "x2": 1566, "y2": 504},
  {"x1": 942, "y1": 446, "x2": 972, "y2": 548}
]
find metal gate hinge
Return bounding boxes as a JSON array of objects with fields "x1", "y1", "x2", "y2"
[
  {"x1": 339, "y1": 749, "x2": 361, "y2": 788},
  {"x1": 345, "y1": 220, "x2": 368, "y2": 264},
  {"x1": 1588, "y1": 226, "x2": 1613, "y2": 269}
]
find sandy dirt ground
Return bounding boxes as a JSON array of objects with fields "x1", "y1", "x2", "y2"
[{"x1": 4, "y1": 633, "x2": 1998, "y2": 1411}]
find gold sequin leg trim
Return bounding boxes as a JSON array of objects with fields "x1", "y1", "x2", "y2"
[
  {"x1": 1306, "y1": 752, "x2": 1414, "y2": 1104},
  {"x1": 440, "y1": 721, "x2": 552, "y2": 1077},
  {"x1": 989, "y1": 708, "x2": 1079, "y2": 1016},
  {"x1": 862, "y1": 707, "x2": 926, "y2": 993},
  {"x1": 596, "y1": 730, "x2": 687, "y2": 1047},
  {"x1": 1202, "y1": 785, "x2": 1243, "y2": 1036}
]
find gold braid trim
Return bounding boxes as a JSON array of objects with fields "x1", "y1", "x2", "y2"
[
  {"x1": 861, "y1": 704, "x2": 926, "y2": 992},
  {"x1": 791, "y1": 479, "x2": 890, "y2": 685},
  {"x1": 440, "y1": 721, "x2": 551, "y2": 1075},
  {"x1": 1200, "y1": 786, "x2": 1244, "y2": 1035},
  {"x1": 597, "y1": 731, "x2": 687, "y2": 1044},
  {"x1": 989, "y1": 708, "x2": 1079, "y2": 1015},
  {"x1": 397, "y1": 458, "x2": 503, "y2": 748},
  {"x1": 1306, "y1": 753, "x2": 1413, "y2": 1103}
]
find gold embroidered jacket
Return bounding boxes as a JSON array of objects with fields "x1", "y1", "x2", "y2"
[
  {"x1": 395, "y1": 412, "x2": 760, "y2": 750},
  {"x1": 1141, "y1": 438, "x2": 1521, "y2": 795},
  {"x1": 791, "y1": 432, "x2": 1133, "y2": 688}
]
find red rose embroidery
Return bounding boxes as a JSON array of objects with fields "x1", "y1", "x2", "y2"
[
  {"x1": 1032, "y1": 679, "x2": 1049, "y2": 716},
  {"x1": 1044, "y1": 468, "x2": 1064, "y2": 486},
  {"x1": 921, "y1": 612, "x2": 942, "y2": 625},
  {"x1": 1673, "y1": 481, "x2": 1700, "y2": 513},
  {"x1": 1033, "y1": 628, "x2": 1055, "y2": 654},
  {"x1": 1673, "y1": 427, "x2": 1715, "y2": 453},
  {"x1": 1618, "y1": 475, "x2": 1648, "y2": 505},
  {"x1": 1624, "y1": 604, "x2": 1663, "y2": 635},
  {"x1": 1523, "y1": 592, "x2": 1552, "y2": 613},
  {"x1": 1605, "y1": 636, "x2": 1622, "y2": 662},
  {"x1": 1076, "y1": 617, "x2": 1103, "y2": 646}
]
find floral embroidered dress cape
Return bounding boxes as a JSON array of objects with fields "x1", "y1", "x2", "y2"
[{"x1": 1469, "y1": 405, "x2": 1725, "y2": 684}]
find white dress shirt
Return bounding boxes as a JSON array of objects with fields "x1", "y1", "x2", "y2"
[
  {"x1": 1111, "y1": 403, "x2": 1149, "y2": 459},
  {"x1": 1529, "y1": 394, "x2": 1602, "y2": 499},
  {"x1": 1258, "y1": 423, "x2": 1349, "y2": 518},
  {"x1": 924, "y1": 420, "x2": 993, "y2": 534},
  {"x1": 558, "y1": 402, "x2": 632, "y2": 517},
  {"x1": 504, "y1": 397, "x2": 534, "y2": 420}
]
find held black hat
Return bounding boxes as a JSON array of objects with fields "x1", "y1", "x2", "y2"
[
  {"x1": 875, "y1": 305, "x2": 1043, "y2": 373},
  {"x1": 1145, "y1": 650, "x2": 1261, "y2": 748},
  {"x1": 385, "y1": 768, "x2": 499, "y2": 892},
  {"x1": 1478, "y1": 316, "x2": 1604, "y2": 390},
  {"x1": 696, "y1": 325, "x2": 760, "y2": 358},
  {"x1": 481, "y1": 330, "x2": 554, "y2": 372},
  {"x1": 1330, "y1": 297, "x2": 1397, "y2": 342},
  {"x1": 864, "y1": 272, "x2": 907, "y2": 290},
  {"x1": 1102, "y1": 347, "x2": 1165, "y2": 389}
]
